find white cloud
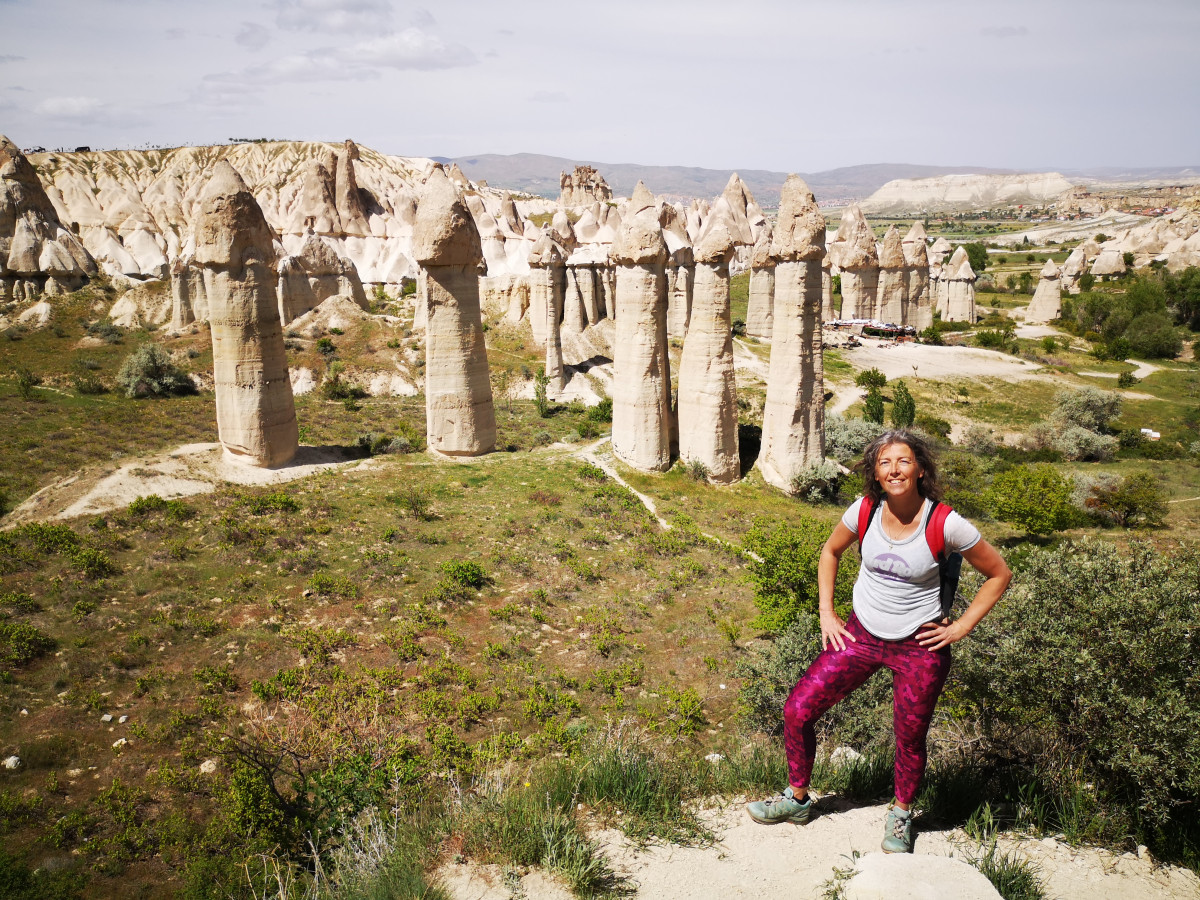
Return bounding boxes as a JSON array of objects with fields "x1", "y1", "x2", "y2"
[
  {"x1": 272, "y1": 0, "x2": 393, "y2": 34},
  {"x1": 205, "y1": 51, "x2": 379, "y2": 86},
  {"x1": 351, "y1": 27, "x2": 475, "y2": 70},
  {"x1": 981, "y1": 25, "x2": 1030, "y2": 38},
  {"x1": 35, "y1": 96, "x2": 107, "y2": 117},
  {"x1": 236, "y1": 22, "x2": 271, "y2": 50}
]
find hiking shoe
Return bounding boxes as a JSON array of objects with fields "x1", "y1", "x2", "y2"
[
  {"x1": 881, "y1": 803, "x2": 913, "y2": 853},
  {"x1": 746, "y1": 787, "x2": 813, "y2": 825}
]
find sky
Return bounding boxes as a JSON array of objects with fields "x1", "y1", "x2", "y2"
[{"x1": 1, "y1": 0, "x2": 1197, "y2": 174}]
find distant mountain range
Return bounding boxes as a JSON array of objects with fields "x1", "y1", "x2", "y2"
[{"x1": 439, "y1": 154, "x2": 1200, "y2": 206}]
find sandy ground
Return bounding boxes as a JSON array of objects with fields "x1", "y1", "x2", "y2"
[
  {"x1": 5, "y1": 442, "x2": 377, "y2": 525},
  {"x1": 438, "y1": 800, "x2": 1200, "y2": 900},
  {"x1": 841, "y1": 339, "x2": 1043, "y2": 383}
]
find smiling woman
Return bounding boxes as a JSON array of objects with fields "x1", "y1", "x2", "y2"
[{"x1": 745, "y1": 429, "x2": 1011, "y2": 854}]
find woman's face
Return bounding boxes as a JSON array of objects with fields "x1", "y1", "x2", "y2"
[{"x1": 875, "y1": 442, "x2": 923, "y2": 500}]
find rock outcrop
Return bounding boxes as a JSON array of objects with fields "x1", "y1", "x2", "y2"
[
  {"x1": 412, "y1": 166, "x2": 496, "y2": 456},
  {"x1": 559, "y1": 165, "x2": 613, "y2": 207},
  {"x1": 876, "y1": 226, "x2": 907, "y2": 325},
  {"x1": 939, "y1": 246, "x2": 976, "y2": 323},
  {"x1": 195, "y1": 161, "x2": 298, "y2": 468},
  {"x1": 746, "y1": 226, "x2": 775, "y2": 338},
  {"x1": 1025, "y1": 259, "x2": 1062, "y2": 323},
  {"x1": 759, "y1": 175, "x2": 826, "y2": 491},
  {"x1": 902, "y1": 222, "x2": 931, "y2": 330},
  {"x1": 661, "y1": 203, "x2": 694, "y2": 339},
  {"x1": 861, "y1": 172, "x2": 1075, "y2": 215},
  {"x1": 677, "y1": 199, "x2": 739, "y2": 483},
  {"x1": 1, "y1": 135, "x2": 96, "y2": 302},
  {"x1": 611, "y1": 182, "x2": 672, "y2": 472},
  {"x1": 1060, "y1": 245, "x2": 1088, "y2": 294},
  {"x1": 1091, "y1": 248, "x2": 1126, "y2": 277},
  {"x1": 831, "y1": 205, "x2": 878, "y2": 320},
  {"x1": 528, "y1": 233, "x2": 567, "y2": 391},
  {"x1": 277, "y1": 231, "x2": 367, "y2": 324}
]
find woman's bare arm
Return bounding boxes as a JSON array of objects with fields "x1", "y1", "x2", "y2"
[
  {"x1": 818, "y1": 521, "x2": 859, "y2": 651},
  {"x1": 917, "y1": 538, "x2": 1012, "y2": 651}
]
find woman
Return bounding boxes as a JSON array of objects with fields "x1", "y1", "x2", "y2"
[{"x1": 746, "y1": 430, "x2": 1011, "y2": 853}]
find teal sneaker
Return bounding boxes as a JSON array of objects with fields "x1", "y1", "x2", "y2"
[
  {"x1": 881, "y1": 803, "x2": 913, "y2": 853},
  {"x1": 746, "y1": 787, "x2": 813, "y2": 825}
]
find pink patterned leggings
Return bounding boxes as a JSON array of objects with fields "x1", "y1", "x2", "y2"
[{"x1": 783, "y1": 613, "x2": 951, "y2": 805}]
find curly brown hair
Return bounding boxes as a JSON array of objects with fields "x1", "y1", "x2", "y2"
[{"x1": 858, "y1": 429, "x2": 944, "y2": 505}]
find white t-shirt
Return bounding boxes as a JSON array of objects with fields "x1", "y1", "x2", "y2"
[{"x1": 841, "y1": 497, "x2": 981, "y2": 640}]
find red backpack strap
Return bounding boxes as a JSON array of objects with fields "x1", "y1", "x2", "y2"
[
  {"x1": 925, "y1": 501, "x2": 952, "y2": 560},
  {"x1": 856, "y1": 497, "x2": 876, "y2": 548}
]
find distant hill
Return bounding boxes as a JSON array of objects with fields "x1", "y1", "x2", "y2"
[{"x1": 447, "y1": 154, "x2": 1018, "y2": 205}]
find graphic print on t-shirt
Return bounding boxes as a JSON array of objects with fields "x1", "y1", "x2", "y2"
[{"x1": 870, "y1": 552, "x2": 914, "y2": 582}]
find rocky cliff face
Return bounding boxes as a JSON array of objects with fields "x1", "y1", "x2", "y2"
[{"x1": 861, "y1": 172, "x2": 1075, "y2": 215}]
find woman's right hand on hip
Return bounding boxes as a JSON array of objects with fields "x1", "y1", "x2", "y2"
[{"x1": 819, "y1": 609, "x2": 857, "y2": 652}]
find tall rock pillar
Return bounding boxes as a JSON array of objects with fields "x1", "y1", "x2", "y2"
[
  {"x1": 677, "y1": 201, "x2": 739, "y2": 483},
  {"x1": 1025, "y1": 259, "x2": 1062, "y2": 323},
  {"x1": 942, "y1": 246, "x2": 977, "y2": 323},
  {"x1": 746, "y1": 226, "x2": 776, "y2": 338},
  {"x1": 529, "y1": 233, "x2": 567, "y2": 394},
  {"x1": 412, "y1": 166, "x2": 497, "y2": 456},
  {"x1": 833, "y1": 204, "x2": 878, "y2": 320},
  {"x1": 876, "y1": 226, "x2": 907, "y2": 325},
  {"x1": 611, "y1": 182, "x2": 672, "y2": 472},
  {"x1": 195, "y1": 162, "x2": 298, "y2": 468},
  {"x1": 902, "y1": 222, "x2": 931, "y2": 330},
  {"x1": 759, "y1": 175, "x2": 826, "y2": 492}
]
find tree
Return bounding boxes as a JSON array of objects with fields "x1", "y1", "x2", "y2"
[
  {"x1": 986, "y1": 464, "x2": 1074, "y2": 536},
  {"x1": 890, "y1": 380, "x2": 916, "y2": 427},
  {"x1": 533, "y1": 367, "x2": 551, "y2": 417},
  {"x1": 743, "y1": 517, "x2": 855, "y2": 632},
  {"x1": 854, "y1": 367, "x2": 887, "y2": 390},
  {"x1": 1051, "y1": 386, "x2": 1122, "y2": 432},
  {"x1": 1125, "y1": 312, "x2": 1182, "y2": 359},
  {"x1": 862, "y1": 386, "x2": 884, "y2": 424},
  {"x1": 1123, "y1": 251, "x2": 1136, "y2": 268},
  {"x1": 963, "y1": 242, "x2": 989, "y2": 275},
  {"x1": 116, "y1": 344, "x2": 195, "y2": 398},
  {"x1": 1086, "y1": 472, "x2": 1167, "y2": 527},
  {"x1": 1019, "y1": 271, "x2": 1034, "y2": 294},
  {"x1": 1079, "y1": 273, "x2": 1097, "y2": 292}
]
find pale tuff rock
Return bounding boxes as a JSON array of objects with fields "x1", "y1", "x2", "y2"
[
  {"x1": 1026, "y1": 259, "x2": 1062, "y2": 324},
  {"x1": 574, "y1": 206, "x2": 600, "y2": 243},
  {"x1": 876, "y1": 226, "x2": 907, "y2": 325},
  {"x1": 821, "y1": 259, "x2": 835, "y2": 322},
  {"x1": 1, "y1": 134, "x2": 96, "y2": 300},
  {"x1": 760, "y1": 175, "x2": 825, "y2": 491},
  {"x1": 845, "y1": 852, "x2": 1002, "y2": 900},
  {"x1": 746, "y1": 225, "x2": 775, "y2": 338},
  {"x1": 446, "y1": 163, "x2": 470, "y2": 188},
  {"x1": 170, "y1": 257, "x2": 207, "y2": 330},
  {"x1": 1090, "y1": 248, "x2": 1127, "y2": 276},
  {"x1": 412, "y1": 166, "x2": 496, "y2": 456},
  {"x1": 939, "y1": 246, "x2": 977, "y2": 323},
  {"x1": 196, "y1": 161, "x2": 298, "y2": 468},
  {"x1": 861, "y1": 171, "x2": 1074, "y2": 216},
  {"x1": 831, "y1": 205, "x2": 879, "y2": 320},
  {"x1": 550, "y1": 209, "x2": 577, "y2": 252},
  {"x1": 721, "y1": 173, "x2": 765, "y2": 247},
  {"x1": 661, "y1": 203, "x2": 694, "y2": 339},
  {"x1": 902, "y1": 222, "x2": 932, "y2": 329},
  {"x1": 496, "y1": 193, "x2": 523, "y2": 239},
  {"x1": 677, "y1": 200, "x2": 739, "y2": 483},
  {"x1": 929, "y1": 236, "x2": 952, "y2": 266},
  {"x1": 559, "y1": 165, "x2": 613, "y2": 207},
  {"x1": 527, "y1": 231, "x2": 566, "y2": 347},
  {"x1": 1060, "y1": 245, "x2": 1088, "y2": 293},
  {"x1": 286, "y1": 157, "x2": 341, "y2": 234},
  {"x1": 611, "y1": 180, "x2": 672, "y2": 472},
  {"x1": 1077, "y1": 238, "x2": 1102, "y2": 260},
  {"x1": 277, "y1": 231, "x2": 367, "y2": 324}
]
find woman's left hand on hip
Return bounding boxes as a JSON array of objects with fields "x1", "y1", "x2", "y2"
[{"x1": 916, "y1": 619, "x2": 967, "y2": 651}]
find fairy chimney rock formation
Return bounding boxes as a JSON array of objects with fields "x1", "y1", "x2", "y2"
[
  {"x1": 559, "y1": 165, "x2": 613, "y2": 207},
  {"x1": 1, "y1": 134, "x2": 97, "y2": 301},
  {"x1": 528, "y1": 233, "x2": 567, "y2": 392},
  {"x1": 196, "y1": 161, "x2": 298, "y2": 468},
  {"x1": 611, "y1": 181, "x2": 673, "y2": 472},
  {"x1": 746, "y1": 225, "x2": 776, "y2": 338},
  {"x1": 832, "y1": 204, "x2": 879, "y2": 320},
  {"x1": 902, "y1": 223, "x2": 932, "y2": 330},
  {"x1": 877, "y1": 226, "x2": 907, "y2": 325},
  {"x1": 661, "y1": 202, "x2": 694, "y2": 338},
  {"x1": 759, "y1": 174, "x2": 826, "y2": 492},
  {"x1": 1060, "y1": 246, "x2": 1088, "y2": 294},
  {"x1": 1025, "y1": 259, "x2": 1063, "y2": 324},
  {"x1": 412, "y1": 166, "x2": 497, "y2": 456},
  {"x1": 677, "y1": 199, "x2": 739, "y2": 483},
  {"x1": 941, "y1": 246, "x2": 977, "y2": 323}
]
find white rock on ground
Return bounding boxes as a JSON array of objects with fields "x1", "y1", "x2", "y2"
[{"x1": 844, "y1": 852, "x2": 1001, "y2": 900}]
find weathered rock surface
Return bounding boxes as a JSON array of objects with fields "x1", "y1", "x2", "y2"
[
  {"x1": 746, "y1": 225, "x2": 775, "y2": 338},
  {"x1": 277, "y1": 230, "x2": 367, "y2": 324},
  {"x1": 1091, "y1": 248, "x2": 1127, "y2": 276},
  {"x1": 760, "y1": 175, "x2": 825, "y2": 491},
  {"x1": 677, "y1": 199, "x2": 739, "y2": 483},
  {"x1": 1, "y1": 134, "x2": 96, "y2": 301},
  {"x1": 559, "y1": 165, "x2": 613, "y2": 207},
  {"x1": 939, "y1": 246, "x2": 977, "y2": 323},
  {"x1": 861, "y1": 171, "x2": 1075, "y2": 215},
  {"x1": 902, "y1": 222, "x2": 931, "y2": 329},
  {"x1": 412, "y1": 166, "x2": 496, "y2": 456},
  {"x1": 1026, "y1": 258, "x2": 1062, "y2": 323},
  {"x1": 611, "y1": 182, "x2": 672, "y2": 472},
  {"x1": 844, "y1": 852, "x2": 1002, "y2": 900},
  {"x1": 196, "y1": 161, "x2": 298, "y2": 468},
  {"x1": 831, "y1": 204, "x2": 878, "y2": 320},
  {"x1": 527, "y1": 232, "x2": 566, "y2": 348},
  {"x1": 876, "y1": 226, "x2": 907, "y2": 325}
]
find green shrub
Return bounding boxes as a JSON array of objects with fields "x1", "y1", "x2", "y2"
[
  {"x1": 587, "y1": 396, "x2": 613, "y2": 422},
  {"x1": 440, "y1": 560, "x2": 490, "y2": 590},
  {"x1": 954, "y1": 540, "x2": 1200, "y2": 850},
  {"x1": 854, "y1": 367, "x2": 887, "y2": 390},
  {"x1": 1051, "y1": 386, "x2": 1121, "y2": 432},
  {"x1": 890, "y1": 379, "x2": 916, "y2": 427},
  {"x1": 307, "y1": 572, "x2": 359, "y2": 600},
  {"x1": 789, "y1": 460, "x2": 846, "y2": 503},
  {"x1": 985, "y1": 464, "x2": 1074, "y2": 536},
  {"x1": 115, "y1": 344, "x2": 195, "y2": 398},
  {"x1": 0, "y1": 621, "x2": 56, "y2": 668},
  {"x1": 825, "y1": 413, "x2": 883, "y2": 462},
  {"x1": 1116, "y1": 371, "x2": 1138, "y2": 388},
  {"x1": 1083, "y1": 472, "x2": 1167, "y2": 527},
  {"x1": 862, "y1": 386, "x2": 884, "y2": 425},
  {"x1": 915, "y1": 414, "x2": 952, "y2": 441},
  {"x1": 743, "y1": 517, "x2": 854, "y2": 633}
]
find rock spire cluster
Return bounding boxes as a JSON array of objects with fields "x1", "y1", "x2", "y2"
[{"x1": 559, "y1": 165, "x2": 613, "y2": 207}]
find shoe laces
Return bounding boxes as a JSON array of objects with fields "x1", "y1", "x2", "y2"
[{"x1": 889, "y1": 808, "x2": 911, "y2": 839}]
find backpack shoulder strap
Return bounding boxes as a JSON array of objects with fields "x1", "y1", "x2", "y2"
[
  {"x1": 857, "y1": 497, "x2": 877, "y2": 549},
  {"x1": 925, "y1": 501, "x2": 953, "y2": 560}
]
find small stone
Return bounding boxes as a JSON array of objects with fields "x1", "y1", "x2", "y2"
[
  {"x1": 19, "y1": 709, "x2": 27, "y2": 716},
  {"x1": 831, "y1": 746, "x2": 865, "y2": 768},
  {"x1": 118, "y1": 715, "x2": 128, "y2": 724},
  {"x1": 2, "y1": 755, "x2": 20, "y2": 770},
  {"x1": 199, "y1": 759, "x2": 218, "y2": 775},
  {"x1": 704, "y1": 753, "x2": 724, "y2": 764},
  {"x1": 1137, "y1": 844, "x2": 1151, "y2": 861},
  {"x1": 112, "y1": 738, "x2": 128, "y2": 750},
  {"x1": 1041, "y1": 837, "x2": 1059, "y2": 849},
  {"x1": 101, "y1": 714, "x2": 113, "y2": 723}
]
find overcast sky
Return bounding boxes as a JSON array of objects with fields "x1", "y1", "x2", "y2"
[{"x1": 1, "y1": 0, "x2": 1197, "y2": 173}]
